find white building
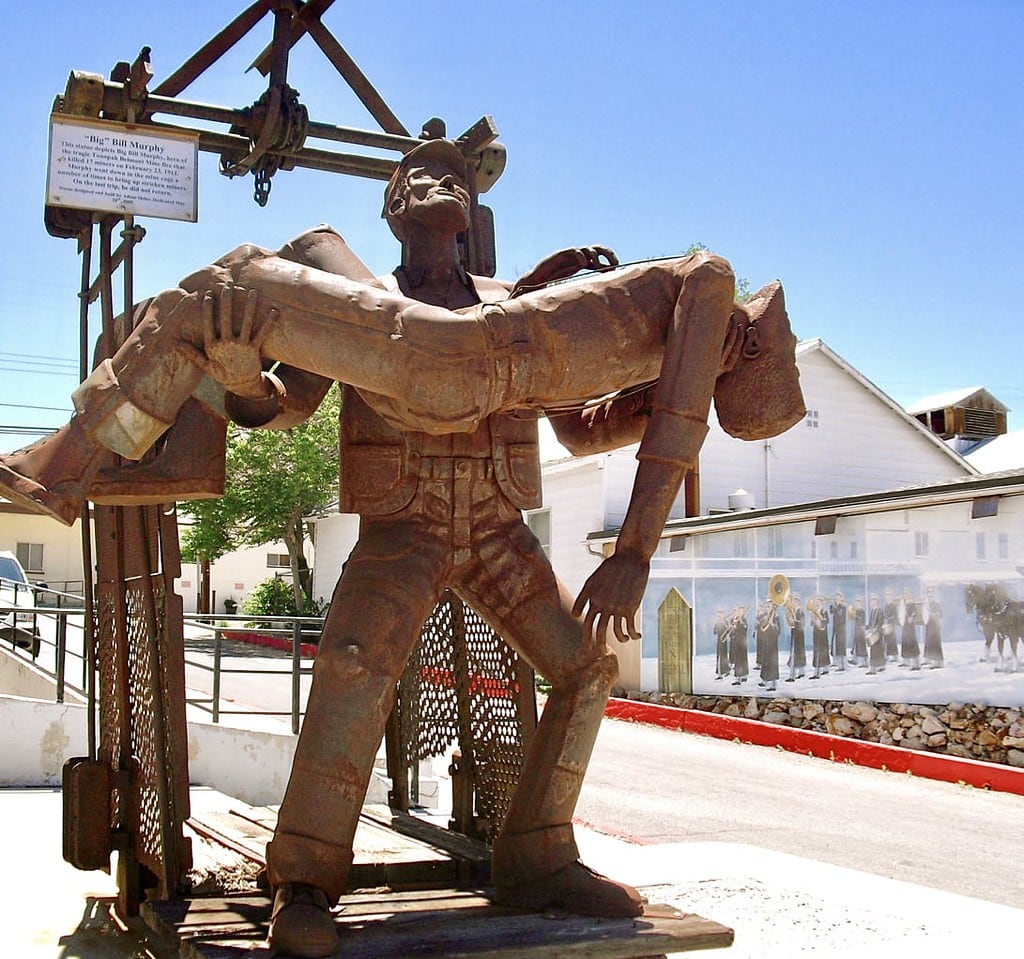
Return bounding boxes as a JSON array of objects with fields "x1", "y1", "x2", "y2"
[
  {"x1": 530, "y1": 340, "x2": 974, "y2": 685},
  {"x1": 306, "y1": 339, "x2": 976, "y2": 687},
  {"x1": 0, "y1": 502, "x2": 87, "y2": 594},
  {"x1": 0, "y1": 502, "x2": 302, "y2": 616}
]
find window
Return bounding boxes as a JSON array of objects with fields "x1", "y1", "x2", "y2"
[
  {"x1": 267, "y1": 553, "x2": 290, "y2": 568},
  {"x1": 733, "y1": 531, "x2": 749, "y2": 558},
  {"x1": 976, "y1": 532, "x2": 986, "y2": 561},
  {"x1": 763, "y1": 527, "x2": 783, "y2": 558},
  {"x1": 16, "y1": 542, "x2": 43, "y2": 573},
  {"x1": 829, "y1": 541, "x2": 838, "y2": 560},
  {"x1": 849, "y1": 540, "x2": 858, "y2": 560},
  {"x1": 669, "y1": 535, "x2": 687, "y2": 553},
  {"x1": 805, "y1": 410, "x2": 820, "y2": 429},
  {"x1": 527, "y1": 509, "x2": 551, "y2": 558},
  {"x1": 998, "y1": 533, "x2": 1010, "y2": 560},
  {"x1": 914, "y1": 531, "x2": 929, "y2": 557}
]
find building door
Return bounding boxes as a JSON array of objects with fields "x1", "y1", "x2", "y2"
[{"x1": 658, "y1": 587, "x2": 693, "y2": 693}]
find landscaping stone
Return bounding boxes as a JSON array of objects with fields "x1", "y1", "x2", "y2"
[{"x1": 612, "y1": 688, "x2": 1024, "y2": 768}]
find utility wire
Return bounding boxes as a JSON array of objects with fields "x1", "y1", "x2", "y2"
[{"x1": 0, "y1": 402, "x2": 74, "y2": 413}]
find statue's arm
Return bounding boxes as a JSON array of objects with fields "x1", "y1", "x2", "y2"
[
  {"x1": 509, "y1": 246, "x2": 618, "y2": 297},
  {"x1": 214, "y1": 226, "x2": 382, "y2": 430},
  {"x1": 546, "y1": 385, "x2": 655, "y2": 455},
  {"x1": 572, "y1": 458, "x2": 687, "y2": 643}
]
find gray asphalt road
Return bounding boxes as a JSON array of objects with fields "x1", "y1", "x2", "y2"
[
  {"x1": 578, "y1": 717, "x2": 1024, "y2": 908},
  {"x1": 183, "y1": 641, "x2": 312, "y2": 724}
]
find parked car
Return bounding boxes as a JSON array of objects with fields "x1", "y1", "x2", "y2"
[{"x1": 0, "y1": 549, "x2": 40, "y2": 655}]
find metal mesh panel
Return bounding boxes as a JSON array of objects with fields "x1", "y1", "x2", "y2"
[
  {"x1": 124, "y1": 577, "x2": 167, "y2": 872},
  {"x1": 400, "y1": 598, "x2": 461, "y2": 762},
  {"x1": 398, "y1": 592, "x2": 532, "y2": 839},
  {"x1": 93, "y1": 505, "x2": 191, "y2": 900},
  {"x1": 459, "y1": 606, "x2": 527, "y2": 838}
]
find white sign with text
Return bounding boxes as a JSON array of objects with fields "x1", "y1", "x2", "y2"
[{"x1": 46, "y1": 117, "x2": 198, "y2": 221}]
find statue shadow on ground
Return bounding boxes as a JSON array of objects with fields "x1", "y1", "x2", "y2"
[{"x1": 57, "y1": 896, "x2": 177, "y2": 959}]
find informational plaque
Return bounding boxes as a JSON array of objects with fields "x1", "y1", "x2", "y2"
[{"x1": 46, "y1": 117, "x2": 199, "y2": 222}]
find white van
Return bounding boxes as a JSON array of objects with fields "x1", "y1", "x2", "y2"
[{"x1": 0, "y1": 549, "x2": 40, "y2": 654}]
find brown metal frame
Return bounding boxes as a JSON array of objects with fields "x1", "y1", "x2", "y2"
[{"x1": 53, "y1": 0, "x2": 528, "y2": 915}]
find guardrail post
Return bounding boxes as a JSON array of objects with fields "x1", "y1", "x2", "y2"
[
  {"x1": 291, "y1": 621, "x2": 302, "y2": 735},
  {"x1": 212, "y1": 626, "x2": 223, "y2": 724},
  {"x1": 55, "y1": 613, "x2": 68, "y2": 703}
]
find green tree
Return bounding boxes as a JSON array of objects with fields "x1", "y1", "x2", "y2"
[
  {"x1": 181, "y1": 384, "x2": 341, "y2": 613},
  {"x1": 683, "y1": 243, "x2": 751, "y2": 301}
]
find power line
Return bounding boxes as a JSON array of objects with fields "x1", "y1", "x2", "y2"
[
  {"x1": 0, "y1": 425, "x2": 58, "y2": 436},
  {"x1": 0, "y1": 402, "x2": 73, "y2": 413},
  {"x1": 0, "y1": 366, "x2": 77, "y2": 377},
  {"x1": 0, "y1": 351, "x2": 77, "y2": 366}
]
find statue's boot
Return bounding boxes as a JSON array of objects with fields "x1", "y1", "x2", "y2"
[
  {"x1": 268, "y1": 883, "x2": 339, "y2": 958},
  {"x1": 714, "y1": 280, "x2": 805, "y2": 441},
  {"x1": 490, "y1": 651, "x2": 644, "y2": 917},
  {"x1": 87, "y1": 400, "x2": 226, "y2": 506},
  {"x1": 0, "y1": 420, "x2": 107, "y2": 526},
  {"x1": 0, "y1": 383, "x2": 222, "y2": 525}
]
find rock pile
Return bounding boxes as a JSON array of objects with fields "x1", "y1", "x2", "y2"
[{"x1": 614, "y1": 689, "x2": 1024, "y2": 769}]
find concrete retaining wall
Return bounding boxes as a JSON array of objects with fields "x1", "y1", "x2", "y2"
[
  {"x1": 0, "y1": 693, "x2": 392, "y2": 809},
  {"x1": 0, "y1": 646, "x2": 85, "y2": 703},
  {"x1": 0, "y1": 695, "x2": 89, "y2": 786}
]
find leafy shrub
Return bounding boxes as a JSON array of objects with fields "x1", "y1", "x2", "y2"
[{"x1": 243, "y1": 576, "x2": 327, "y2": 620}]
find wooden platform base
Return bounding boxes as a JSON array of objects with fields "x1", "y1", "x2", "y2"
[
  {"x1": 151, "y1": 793, "x2": 732, "y2": 956},
  {"x1": 143, "y1": 888, "x2": 734, "y2": 958}
]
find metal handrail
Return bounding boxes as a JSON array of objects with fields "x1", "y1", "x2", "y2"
[
  {"x1": 182, "y1": 612, "x2": 325, "y2": 734},
  {"x1": 0, "y1": 587, "x2": 89, "y2": 702},
  {"x1": 1, "y1": 593, "x2": 323, "y2": 731}
]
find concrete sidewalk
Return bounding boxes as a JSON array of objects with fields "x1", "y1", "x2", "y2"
[{"x1": 5, "y1": 786, "x2": 1022, "y2": 958}]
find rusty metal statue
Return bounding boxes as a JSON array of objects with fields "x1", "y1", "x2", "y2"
[{"x1": 0, "y1": 138, "x2": 803, "y2": 957}]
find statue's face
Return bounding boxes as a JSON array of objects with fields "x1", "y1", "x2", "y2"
[{"x1": 400, "y1": 159, "x2": 471, "y2": 236}]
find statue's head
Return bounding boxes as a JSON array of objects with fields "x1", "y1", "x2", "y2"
[
  {"x1": 713, "y1": 280, "x2": 805, "y2": 442},
  {"x1": 382, "y1": 139, "x2": 471, "y2": 240}
]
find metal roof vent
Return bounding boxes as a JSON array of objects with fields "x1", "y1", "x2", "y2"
[{"x1": 728, "y1": 489, "x2": 755, "y2": 511}]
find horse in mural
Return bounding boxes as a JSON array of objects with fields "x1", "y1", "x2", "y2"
[{"x1": 965, "y1": 582, "x2": 1022, "y2": 673}]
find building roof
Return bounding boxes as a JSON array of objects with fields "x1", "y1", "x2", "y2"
[
  {"x1": 964, "y1": 430, "x2": 1024, "y2": 474},
  {"x1": 587, "y1": 467, "x2": 1024, "y2": 542},
  {"x1": 794, "y1": 339, "x2": 973, "y2": 473},
  {"x1": 906, "y1": 386, "x2": 1009, "y2": 415}
]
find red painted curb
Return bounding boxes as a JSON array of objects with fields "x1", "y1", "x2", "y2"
[
  {"x1": 223, "y1": 630, "x2": 319, "y2": 658},
  {"x1": 605, "y1": 698, "x2": 1024, "y2": 797}
]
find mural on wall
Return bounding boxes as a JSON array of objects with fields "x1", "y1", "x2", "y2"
[{"x1": 641, "y1": 498, "x2": 1024, "y2": 707}]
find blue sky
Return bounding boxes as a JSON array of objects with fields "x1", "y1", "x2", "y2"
[{"x1": 1, "y1": 0, "x2": 1021, "y2": 447}]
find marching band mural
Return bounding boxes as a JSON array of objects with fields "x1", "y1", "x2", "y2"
[{"x1": 641, "y1": 494, "x2": 1024, "y2": 707}]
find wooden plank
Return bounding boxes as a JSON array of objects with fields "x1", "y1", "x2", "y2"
[
  {"x1": 144, "y1": 891, "x2": 733, "y2": 959},
  {"x1": 362, "y1": 804, "x2": 492, "y2": 866}
]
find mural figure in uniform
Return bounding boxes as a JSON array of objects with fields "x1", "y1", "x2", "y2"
[
  {"x1": 830, "y1": 589, "x2": 847, "y2": 671},
  {"x1": 714, "y1": 607, "x2": 730, "y2": 680}
]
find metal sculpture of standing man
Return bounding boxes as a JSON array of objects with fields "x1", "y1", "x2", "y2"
[{"x1": 0, "y1": 138, "x2": 804, "y2": 957}]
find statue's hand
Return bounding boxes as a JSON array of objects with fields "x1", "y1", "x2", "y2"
[
  {"x1": 194, "y1": 286, "x2": 276, "y2": 398},
  {"x1": 511, "y1": 246, "x2": 619, "y2": 296},
  {"x1": 572, "y1": 550, "x2": 649, "y2": 643}
]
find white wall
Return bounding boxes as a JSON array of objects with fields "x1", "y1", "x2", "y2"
[
  {"x1": 310, "y1": 511, "x2": 360, "y2": 609},
  {"x1": 0, "y1": 506, "x2": 85, "y2": 591},
  {"x1": 0, "y1": 692, "x2": 394, "y2": 808},
  {"x1": 536, "y1": 457, "x2": 609, "y2": 599},
  {"x1": 176, "y1": 537, "x2": 314, "y2": 615},
  {"x1": 698, "y1": 348, "x2": 970, "y2": 512},
  {"x1": 0, "y1": 695, "x2": 88, "y2": 787}
]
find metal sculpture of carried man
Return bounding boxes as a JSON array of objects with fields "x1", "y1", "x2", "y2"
[{"x1": 0, "y1": 138, "x2": 804, "y2": 957}]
